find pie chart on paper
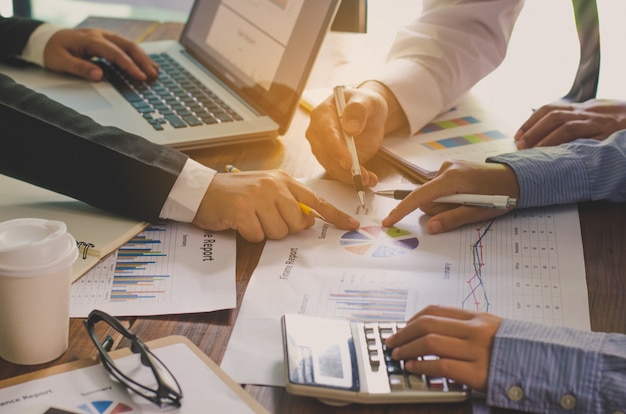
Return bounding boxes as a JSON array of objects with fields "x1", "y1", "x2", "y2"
[
  {"x1": 76, "y1": 400, "x2": 135, "y2": 414},
  {"x1": 339, "y1": 226, "x2": 419, "y2": 257}
]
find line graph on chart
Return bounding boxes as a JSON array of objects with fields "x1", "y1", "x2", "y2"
[
  {"x1": 460, "y1": 220, "x2": 494, "y2": 313},
  {"x1": 456, "y1": 209, "x2": 564, "y2": 325}
]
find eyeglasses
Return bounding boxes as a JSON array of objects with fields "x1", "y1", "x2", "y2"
[{"x1": 83, "y1": 309, "x2": 183, "y2": 408}]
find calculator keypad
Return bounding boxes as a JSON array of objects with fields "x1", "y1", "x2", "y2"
[{"x1": 363, "y1": 322, "x2": 466, "y2": 393}]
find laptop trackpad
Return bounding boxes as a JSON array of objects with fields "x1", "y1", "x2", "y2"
[{"x1": 39, "y1": 84, "x2": 112, "y2": 112}]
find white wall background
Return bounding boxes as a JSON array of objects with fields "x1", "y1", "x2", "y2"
[{"x1": 1, "y1": 0, "x2": 624, "y2": 105}]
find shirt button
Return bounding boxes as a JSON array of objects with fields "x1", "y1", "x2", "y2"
[
  {"x1": 560, "y1": 394, "x2": 577, "y2": 410},
  {"x1": 506, "y1": 385, "x2": 524, "y2": 401}
]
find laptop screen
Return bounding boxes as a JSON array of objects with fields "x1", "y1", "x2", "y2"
[{"x1": 180, "y1": 0, "x2": 340, "y2": 135}]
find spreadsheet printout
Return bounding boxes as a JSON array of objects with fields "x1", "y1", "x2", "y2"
[{"x1": 221, "y1": 179, "x2": 588, "y2": 386}]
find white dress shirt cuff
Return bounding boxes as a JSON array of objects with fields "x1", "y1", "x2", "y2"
[
  {"x1": 159, "y1": 158, "x2": 216, "y2": 222},
  {"x1": 19, "y1": 23, "x2": 64, "y2": 66},
  {"x1": 377, "y1": 59, "x2": 445, "y2": 136}
]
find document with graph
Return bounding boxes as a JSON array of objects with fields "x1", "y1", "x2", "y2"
[
  {"x1": 69, "y1": 222, "x2": 236, "y2": 317},
  {"x1": 221, "y1": 179, "x2": 589, "y2": 386},
  {"x1": 0, "y1": 337, "x2": 268, "y2": 413},
  {"x1": 379, "y1": 93, "x2": 522, "y2": 180}
]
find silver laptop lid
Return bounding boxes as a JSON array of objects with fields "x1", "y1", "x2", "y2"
[{"x1": 179, "y1": 0, "x2": 340, "y2": 135}]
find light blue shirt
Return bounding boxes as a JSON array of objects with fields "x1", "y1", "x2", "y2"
[
  {"x1": 488, "y1": 320, "x2": 626, "y2": 413},
  {"x1": 484, "y1": 132, "x2": 626, "y2": 412},
  {"x1": 488, "y1": 132, "x2": 626, "y2": 207}
]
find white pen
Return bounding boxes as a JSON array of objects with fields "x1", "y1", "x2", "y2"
[
  {"x1": 374, "y1": 190, "x2": 517, "y2": 209},
  {"x1": 333, "y1": 85, "x2": 366, "y2": 209}
]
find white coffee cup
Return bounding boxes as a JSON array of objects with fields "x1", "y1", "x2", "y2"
[{"x1": 0, "y1": 218, "x2": 78, "y2": 365}]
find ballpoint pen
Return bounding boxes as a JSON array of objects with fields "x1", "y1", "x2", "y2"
[
  {"x1": 333, "y1": 85, "x2": 366, "y2": 209},
  {"x1": 374, "y1": 189, "x2": 517, "y2": 209},
  {"x1": 224, "y1": 165, "x2": 328, "y2": 221}
]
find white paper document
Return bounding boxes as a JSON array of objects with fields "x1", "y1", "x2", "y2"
[
  {"x1": 0, "y1": 342, "x2": 262, "y2": 414},
  {"x1": 379, "y1": 94, "x2": 520, "y2": 179},
  {"x1": 70, "y1": 222, "x2": 236, "y2": 317},
  {"x1": 221, "y1": 179, "x2": 589, "y2": 386}
]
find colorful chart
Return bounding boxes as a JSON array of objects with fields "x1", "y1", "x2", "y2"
[
  {"x1": 45, "y1": 409, "x2": 87, "y2": 414},
  {"x1": 419, "y1": 116, "x2": 480, "y2": 133},
  {"x1": 327, "y1": 287, "x2": 410, "y2": 321},
  {"x1": 422, "y1": 130, "x2": 507, "y2": 150},
  {"x1": 340, "y1": 226, "x2": 418, "y2": 257},
  {"x1": 461, "y1": 220, "x2": 494, "y2": 312},
  {"x1": 108, "y1": 226, "x2": 172, "y2": 302},
  {"x1": 77, "y1": 400, "x2": 135, "y2": 414}
]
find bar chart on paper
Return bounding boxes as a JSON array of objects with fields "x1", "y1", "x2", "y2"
[
  {"x1": 70, "y1": 223, "x2": 237, "y2": 317},
  {"x1": 418, "y1": 115, "x2": 509, "y2": 151},
  {"x1": 420, "y1": 129, "x2": 508, "y2": 151},
  {"x1": 71, "y1": 225, "x2": 174, "y2": 305},
  {"x1": 419, "y1": 115, "x2": 481, "y2": 132},
  {"x1": 318, "y1": 270, "x2": 420, "y2": 322},
  {"x1": 324, "y1": 287, "x2": 409, "y2": 321},
  {"x1": 379, "y1": 95, "x2": 519, "y2": 178}
]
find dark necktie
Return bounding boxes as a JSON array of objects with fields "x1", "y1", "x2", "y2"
[{"x1": 562, "y1": 0, "x2": 601, "y2": 102}]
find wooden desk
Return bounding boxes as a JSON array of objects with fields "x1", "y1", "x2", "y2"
[{"x1": 1, "y1": 17, "x2": 624, "y2": 414}]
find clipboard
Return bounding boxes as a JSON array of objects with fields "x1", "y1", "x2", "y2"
[{"x1": 0, "y1": 335, "x2": 269, "y2": 414}]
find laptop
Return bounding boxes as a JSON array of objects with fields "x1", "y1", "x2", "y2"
[{"x1": 0, "y1": 0, "x2": 340, "y2": 150}]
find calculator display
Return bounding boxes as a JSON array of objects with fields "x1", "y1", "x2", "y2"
[{"x1": 283, "y1": 315, "x2": 359, "y2": 390}]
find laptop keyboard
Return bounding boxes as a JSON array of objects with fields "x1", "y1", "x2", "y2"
[{"x1": 97, "y1": 53, "x2": 243, "y2": 131}]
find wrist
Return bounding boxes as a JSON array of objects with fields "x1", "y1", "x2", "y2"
[
  {"x1": 21, "y1": 23, "x2": 64, "y2": 67},
  {"x1": 357, "y1": 80, "x2": 408, "y2": 134},
  {"x1": 485, "y1": 162, "x2": 520, "y2": 201}
]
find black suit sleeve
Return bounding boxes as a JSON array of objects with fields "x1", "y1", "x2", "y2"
[
  {"x1": 0, "y1": 73, "x2": 189, "y2": 223},
  {"x1": 0, "y1": 15, "x2": 44, "y2": 61}
]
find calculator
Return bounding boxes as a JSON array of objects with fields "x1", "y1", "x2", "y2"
[{"x1": 281, "y1": 314, "x2": 469, "y2": 405}]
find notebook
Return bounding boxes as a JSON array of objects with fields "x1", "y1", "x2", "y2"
[
  {"x1": 0, "y1": 174, "x2": 148, "y2": 282},
  {"x1": 378, "y1": 93, "x2": 519, "y2": 180},
  {"x1": 0, "y1": 0, "x2": 340, "y2": 150}
]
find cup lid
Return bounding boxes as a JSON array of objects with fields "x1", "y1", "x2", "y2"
[{"x1": 0, "y1": 218, "x2": 78, "y2": 277}]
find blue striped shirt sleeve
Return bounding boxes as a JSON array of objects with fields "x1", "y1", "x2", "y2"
[
  {"x1": 487, "y1": 319, "x2": 626, "y2": 413},
  {"x1": 487, "y1": 131, "x2": 626, "y2": 208}
]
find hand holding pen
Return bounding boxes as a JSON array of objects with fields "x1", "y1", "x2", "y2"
[
  {"x1": 381, "y1": 160, "x2": 520, "y2": 235},
  {"x1": 220, "y1": 165, "x2": 360, "y2": 236},
  {"x1": 226, "y1": 165, "x2": 327, "y2": 221}
]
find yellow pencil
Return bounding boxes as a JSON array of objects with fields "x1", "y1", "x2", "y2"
[
  {"x1": 224, "y1": 165, "x2": 327, "y2": 222},
  {"x1": 296, "y1": 202, "x2": 326, "y2": 221}
]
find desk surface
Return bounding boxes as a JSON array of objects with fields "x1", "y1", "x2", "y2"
[{"x1": 1, "y1": 17, "x2": 624, "y2": 414}]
